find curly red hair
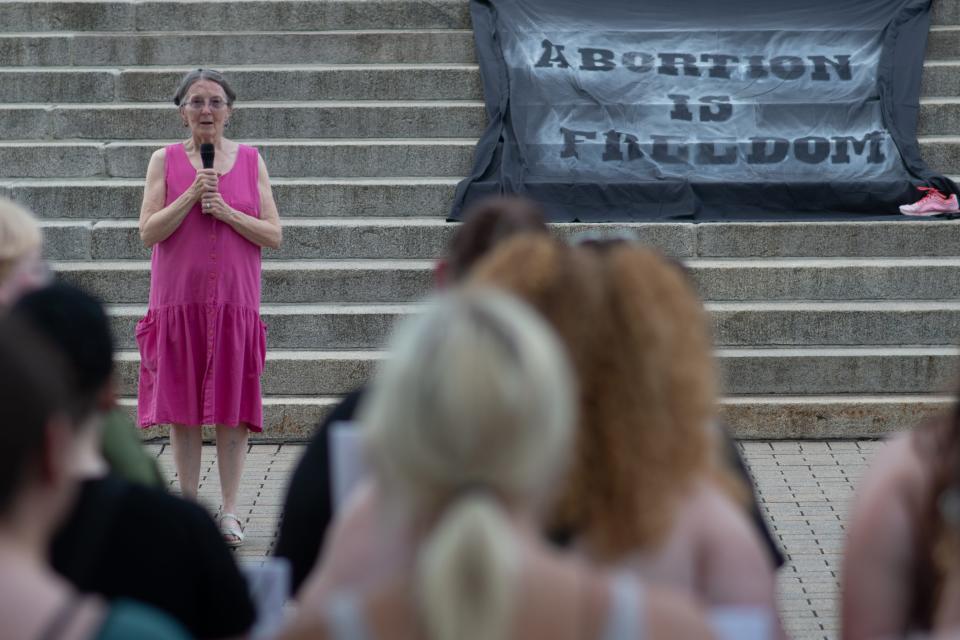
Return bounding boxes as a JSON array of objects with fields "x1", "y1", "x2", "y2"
[{"x1": 471, "y1": 235, "x2": 728, "y2": 559}]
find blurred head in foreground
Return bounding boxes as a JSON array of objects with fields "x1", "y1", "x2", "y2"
[
  {"x1": 13, "y1": 283, "x2": 116, "y2": 425},
  {"x1": 0, "y1": 198, "x2": 49, "y2": 309},
  {"x1": 13, "y1": 283, "x2": 117, "y2": 482},
  {"x1": 360, "y1": 289, "x2": 575, "y2": 640},
  {"x1": 471, "y1": 235, "x2": 722, "y2": 559},
  {"x1": 437, "y1": 196, "x2": 548, "y2": 287},
  {"x1": 0, "y1": 317, "x2": 79, "y2": 540}
]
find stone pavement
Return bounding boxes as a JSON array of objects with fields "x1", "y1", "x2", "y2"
[
  {"x1": 741, "y1": 440, "x2": 881, "y2": 640},
  {"x1": 147, "y1": 439, "x2": 884, "y2": 640}
]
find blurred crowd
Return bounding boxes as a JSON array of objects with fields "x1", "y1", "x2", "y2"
[{"x1": 2, "y1": 193, "x2": 959, "y2": 639}]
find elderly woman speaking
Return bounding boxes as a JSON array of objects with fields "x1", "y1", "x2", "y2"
[{"x1": 137, "y1": 69, "x2": 281, "y2": 547}]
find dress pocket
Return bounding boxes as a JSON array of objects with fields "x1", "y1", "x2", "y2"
[
  {"x1": 135, "y1": 314, "x2": 158, "y2": 373},
  {"x1": 257, "y1": 319, "x2": 268, "y2": 375}
]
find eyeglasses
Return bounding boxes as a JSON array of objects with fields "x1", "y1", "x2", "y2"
[{"x1": 184, "y1": 98, "x2": 228, "y2": 111}]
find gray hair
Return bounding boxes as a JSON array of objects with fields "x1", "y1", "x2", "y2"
[
  {"x1": 0, "y1": 197, "x2": 41, "y2": 285},
  {"x1": 173, "y1": 68, "x2": 237, "y2": 107}
]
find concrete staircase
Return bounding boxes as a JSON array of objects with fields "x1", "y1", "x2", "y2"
[{"x1": 3, "y1": 0, "x2": 960, "y2": 440}]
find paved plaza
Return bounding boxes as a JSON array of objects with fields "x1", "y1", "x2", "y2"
[{"x1": 147, "y1": 439, "x2": 883, "y2": 640}]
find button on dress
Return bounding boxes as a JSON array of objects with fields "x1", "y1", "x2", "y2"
[{"x1": 137, "y1": 143, "x2": 266, "y2": 432}]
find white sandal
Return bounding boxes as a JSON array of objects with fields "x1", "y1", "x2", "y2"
[{"x1": 219, "y1": 512, "x2": 245, "y2": 549}]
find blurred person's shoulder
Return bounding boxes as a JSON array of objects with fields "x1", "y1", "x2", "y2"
[
  {"x1": 845, "y1": 432, "x2": 931, "y2": 568},
  {"x1": 684, "y1": 480, "x2": 769, "y2": 561},
  {"x1": 684, "y1": 479, "x2": 779, "y2": 606},
  {"x1": 72, "y1": 473, "x2": 222, "y2": 548},
  {"x1": 684, "y1": 478, "x2": 755, "y2": 535},
  {"x1": 859, "y1": 433, "x2": 930, "y2": 506},
  {"x1": 117, "y1": 477, "x2": 220, "y2": 537}
]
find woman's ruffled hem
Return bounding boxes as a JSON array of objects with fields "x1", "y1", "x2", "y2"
[
  {"x1": 137, "y1": 417, "x2": 263, "y2": 433},
  {"x1": 136, "y1": 302, "x2": 266, "y2": 434}
]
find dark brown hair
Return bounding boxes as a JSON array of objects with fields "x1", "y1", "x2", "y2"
[
  {"x1": 0, "y1": 317, "x2": 73, "y2": 514},
  {"x1": 446, "y1": 196, "x2": 548, "y2": 283},
  {"x1": 173, "y1": 68, "x2": 237, "y2": 107}
]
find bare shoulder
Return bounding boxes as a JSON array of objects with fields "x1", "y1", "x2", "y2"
[
  {"x1": 859, "y1": 434, "x2": 925, "y2": 495},
  {"x1": 690, "y1": 483, "x2": 768, "y2": 555},
  {"x1": 687, "y1": 481, "x2": 778, "y2": 606},
  {"x1": 689, "y1": 481, "x2": 757, "y2": 536},
  {"x1": 145, "y1": 147, "x2": 167, "y2": 175},
  {"x1": 256, "y1": 150, "x2": 271, "y2": 175},
  {"x1": 298, "y1": 481, "x2": 383, "y2": 605},
  {"x1": 842, "y1": 435, "x2": 928, "y2": 637},
  {"x1": 847, "y1": 434, "x2": 926, "y2": 550}
]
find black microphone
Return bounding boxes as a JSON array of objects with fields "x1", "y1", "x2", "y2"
[{"x1": 200, "y1": 143, "x2": 215, "y2": 170}]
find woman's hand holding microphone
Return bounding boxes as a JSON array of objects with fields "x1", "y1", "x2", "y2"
[{"x1": 193, "y1": 168, "x2": 233, "y2": 222}]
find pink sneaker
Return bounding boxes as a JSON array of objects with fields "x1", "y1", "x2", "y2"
[{"x1": 899, "y1": 187, "x2": 960, "y2": 216}]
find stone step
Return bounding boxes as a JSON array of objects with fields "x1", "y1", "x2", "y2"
[
  {"x1": 0, "y1": 2, "x2": 472, "y2": 33},
  {"x1": 0, "y1": 139, "x2": 477, "y2": 179},
  {"x1": 126, "y1": 393, "x2": 951, "y2": 440},
  {"x1": 916, "y1": 135, "x2": 960, "y2": 174},
  {"x1": 15, "y1": 175, "x2": 960, "y2": 223},
  {"x1": 111, "y1": 346, "x2": 960, "y2": 396},
  {"x1": 9, "y1": 135, "x2": 960, "y2": 179},
  {"x1": 5, "y1": 60, "x2": 960, "y2": 104},
  {"x1": 55, "y1": 259, "x2": 435, "y2": 304},
  {"x1": 53, "y1": 257, "x2": 960, "y2": 303},
  {"x1": 4, "y1": 0, "x2": 959, "y2": 34},
  {"x1": 935, "y1": 0, "x2": 960, "y2": 25},
  {"x1": 129, "y1": 396, "x2": 342, "y2": 440},
  {"x1": 0, "y1": 101, "x2": 487, "y2": 140},
  {"x1": 111, "y1": 303, "x2": 413, "y2": 351},
  {"x1": 929, "y1": 27, "x2": 960, "y2": 60},
  {"x1": 36, "y1": 218, "x2": 960, "y2": 260},
  {"x1": 711, "y1": 301, "x2": 960, "y2": 347},
  {"x1": 1, "y1": 177, "x2": 459, "y2": 220},
  {"x1": 105, "y1": 301, "x2": 960, "y2": 350},
  {"x1": 0, "y1": 30, "x2": 474, "y2": 67},
  {"x1": 40, "y1": 218, "x2": 689, "y2": 261},
  {"x1": 0, "y1": 65, "x2": 482, "y2": 103},
  {"x1": 1, "y1": 26, "x2": 957, "y2": 68},
  {"x1": 6, "y1": 99, "x2": 960, "y2": 140},
  {"x1": 923, "y1": 62, "x2": 960, "y2": 96},
  {"x1": 922, "y1": 97, "x2": 960, "y2": 135},
  {"x1": 690, "y1": 218, "x2": 960, "y2": 258},
  {"x1": 720, "y1": 394, "x2": 950, "y2": 439}
]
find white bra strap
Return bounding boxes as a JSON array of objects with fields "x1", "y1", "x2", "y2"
[
  {"x1": 708, "y1": 606, "x2": 775, "y2": 640},
  {"x1": 325, "y1": 592, "x2": 376, "y2": 640},
  {"x1": 601, "y1": 573, "x2": 646, "y2": 640}
]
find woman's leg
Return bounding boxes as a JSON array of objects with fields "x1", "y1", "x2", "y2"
[
  {"x1": 216, "y1": 424, "x2": 249, "y2": 521},
  {"x1": 170, "y1": 424, "x2": 203, "y2": 499}
]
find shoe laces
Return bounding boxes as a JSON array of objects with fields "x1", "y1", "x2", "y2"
[{"x1": 915, "y1": 186, "x2": 949, "y2": 203}]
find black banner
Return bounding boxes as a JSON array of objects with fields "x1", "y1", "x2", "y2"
[{"x1": 453, "y1": 0, "x2": 956, "y2": 221}]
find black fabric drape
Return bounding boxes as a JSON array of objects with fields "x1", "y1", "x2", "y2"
[{"x1": 453, "y1": 0, "x2": 956, "y2": 221}]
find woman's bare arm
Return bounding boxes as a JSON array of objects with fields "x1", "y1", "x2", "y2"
[
  {"x1": 842, "y1": 436, "x2": 919, "y2": 640},
  {"x1": 138, "y1": 148, "x2": 214, "y2": 248},
  {"x1": 698, "y1": 485, "x2": 786, "y2": 639},
  {"x1": 205, "y1": 154, "x2": 282, "y2": 250}
]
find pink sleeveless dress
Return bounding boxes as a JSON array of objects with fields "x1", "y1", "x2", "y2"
[{"x1": 136, "y1": 143, "x2": 266, "y2": 431}]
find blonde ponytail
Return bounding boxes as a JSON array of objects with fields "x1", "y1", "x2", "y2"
[
  {"x1": 361, "y1": 290, "x2": 575, "y2": 640},
  {"x1": 418, "y1": 495, "x2": 519, "y2": 640}
]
